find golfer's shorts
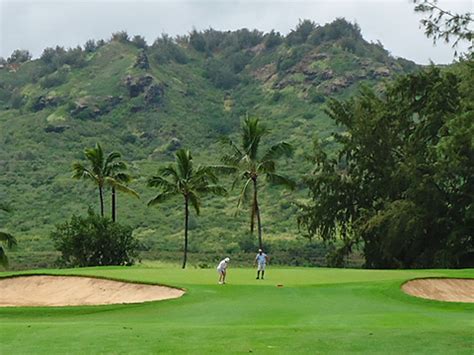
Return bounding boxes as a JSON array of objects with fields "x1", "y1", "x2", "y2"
[{"x1": 257, "y1": 263, "x2": 266, "y2": 271}]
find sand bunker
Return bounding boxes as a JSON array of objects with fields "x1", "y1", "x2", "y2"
[
  {"x1": 402, "y1": 278, "x2": 474, "y2": 303},
  {"x1": 0, "y1": 275, "x2": 184, "y2": 307}
]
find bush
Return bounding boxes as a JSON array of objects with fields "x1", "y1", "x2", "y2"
[
  {"x1": 131, "y1": 35, "x2": 148, "y2": 49},
  {"x1": 264, "y1": 30, "x2": 283, "y2": 49},
  {"x1": 51, "y1": 210, "x2": 139, "y2": 267},
  {"x1": 153, "y1": 34, "x2": 188, "y2": 64},
  {"x1": 7, "y1": 49, "x2": 32, "y2": 64},
  {"x1": 111, "y1": 31, "x2": 130, "y2": 43},
  {"x1": 39, "y1": 68, "x2": 69, "y2": 88}
]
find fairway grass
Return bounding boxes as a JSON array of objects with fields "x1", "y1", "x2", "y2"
[{"x1": 0, "y1": 266, "x2": 473, "y2": 354}]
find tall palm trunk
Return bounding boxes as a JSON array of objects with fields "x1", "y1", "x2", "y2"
[
  {"x1": 252, "y1": 178, "x2": 263, "y2": 249},
  {"x1": 182, "y1": 195, "x2": 189, "y2": 269},
  {"x1": 99, "y1": 185, "x2": 104, "y2": 217},
  {"x1": 111, "y1": 187, "x2": 116, "y2": 222}
]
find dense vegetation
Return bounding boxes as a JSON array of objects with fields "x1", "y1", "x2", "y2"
[
  {"x1": 0, "y1": 19, "x2": 417, "y2": 269},
  {"x1": 299, "y1": 64, "x2": 474, "y2": 268},
  {"x1": 51, "y1": 209, "x2": 139, "y2": 267},
  {"x1": 0, "y1": 16, "x2": 470, "y2": 269}
]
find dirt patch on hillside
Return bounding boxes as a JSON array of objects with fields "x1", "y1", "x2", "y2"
[
  {"x1": 402, "y1": 278, "x2": 474, "y2": 303},
  {"x1": 0, "y1": 275, "x2": 184, "y2": 307}
]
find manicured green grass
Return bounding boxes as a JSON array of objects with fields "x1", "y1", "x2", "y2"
[{"x1": 1, "y1": 265, "x2": 473, "y2": 354}]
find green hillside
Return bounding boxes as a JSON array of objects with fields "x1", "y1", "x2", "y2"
[{"x1": 0, "y1": 19, "x2": 420, "y2": 269}]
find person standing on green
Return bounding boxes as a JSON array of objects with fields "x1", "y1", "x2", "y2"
[{"x1": 255, "y1": 249, "x2": 269, "y2": 280}]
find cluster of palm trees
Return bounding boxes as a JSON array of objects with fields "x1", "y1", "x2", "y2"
[{"x1": 73, "y1": 117, "x2": 294, "y2": 268}]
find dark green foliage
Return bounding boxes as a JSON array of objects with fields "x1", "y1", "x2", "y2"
[
  {"x1": 131, "y1": 35, "x2": 148, "y2": 49},
  {"x1": 264, "y1": 30, "x2": 283, "y2": 49},
  {"x1": 286, "y1": 19, "x2": 317, "y2": 45},
  {"x1": 51, "y1": 210, "x2": 139, "y2": 267},
  {"x1": 111, "y1": 31, "x2": 130, "y2": 43},
  {"x1": 414, "y1": 0, "x2": 473, "y2": 55},
  {"x1": 0, "y1": 203, "x2": 17, "y2": 268},
  {"x1": 84, "y1": 39, "x2": 98, "y2": 53},
  {"x1": 7, "y1": 49, "x2": 32, "y2": 64},
  {"x1": 189, "y1": 29, "x2": 207, "y2": 52},
  {"x1": 152, "y1": 34, "x2": 188, "y2": 64},
  {"x1": 40, "y1": 46, "x2": 86, "y2": 69},
  {"x1": 308, "y1": 18, "x2": 362, "y2": 46},
  {"x1": 204, "y1": 58, "x2": 239, "y2": 89},
  {"x1": 39, "y1": 67, "x2": 69, "y2": 88},
  {"x1": 299, "y1": 66, "x2": 473, "y2": 268}
]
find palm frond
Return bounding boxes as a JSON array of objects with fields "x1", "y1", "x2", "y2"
[
  {"x1": 72, "y1": 163, "x2": 99, "y2": 183},
  {"x1": 262, "y1": 141, "x2": 293, "y2": 162},
  {"x1": 266, "y1": 173, "x2": 296, "y2": 190},
  {"x1": 257, "y1": 160, "x2": 276, "y2": 174},
  {"x1": 147, "y1": 175, "x2": 177, "y2": 191},
  {"x1": 196, "y1": 184, "x2": 227, "y2": 197},
  {"x1": 236, "y1": 177, "x2": 253, "y2": 210},
  {"x1": 105, "y1": 178, "x2": 140, "y2": 198},
  {"x1": 147, "y1": 191, "x2": 178, "y2": 206},
  {"x1": 0, "y1": 246, "x2": 8, "y2": 268},
  {"x1": 104, "y1": 151, "x2": 122, "y2": 167},
  {"x1": 175, "y1": 149, "x2": 193, "y2": 180},
  {"x1": 187, "y1": 191, "x2": 201, "y2": 215},
  {"x1": 0, "y1": 231, "x2": 17, "y2": 248}
]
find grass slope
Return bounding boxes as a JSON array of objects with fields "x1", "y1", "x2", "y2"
[{"x1": 1, "y1": 266, "x2": 472, "y2": 354}]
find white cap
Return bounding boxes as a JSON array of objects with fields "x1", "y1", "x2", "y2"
[{"x1": 224, "y1": 257, "x2": 230, "y2": 262}]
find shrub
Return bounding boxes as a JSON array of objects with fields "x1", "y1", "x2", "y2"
[
  {"x1": 131, "y1": 35, "x2": 148, "y2": 49},
  {"x1": 51, "y1": 210, "x2": 139, "y2": 267},
  {"x1": 264, "y1": 30, "x2": 283, "y2": 49},
  {"x1": 7, "y1": 49, "x2": 32, "y2": 64},
  {"x1": 111, "y1": 31, "x2": 130, "y2": 43}
]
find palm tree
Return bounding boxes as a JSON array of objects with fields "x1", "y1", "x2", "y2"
[
  {"x1": 148, "y1": 149, "x2": 226, "y2": 269},
  {"x1": 0, "y1": 203, "x2": 17, "y2": 268},
  {"x1": 72, "y1": 143, "x2": 138, "y2": 219},
  {"x1": 108, "y1": 161, "x2": 139, "y2": 222},
  {"x1": 221, "y1": 117, "x2": 294, "y2": 249}
]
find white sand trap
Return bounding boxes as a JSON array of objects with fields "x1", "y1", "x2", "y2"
[
  {"x1": 402, "y1": 278, "x2": 474, "y2": 303},
  {"x1": 0, "y1": 275, "x2": 184, "y2": 307}
]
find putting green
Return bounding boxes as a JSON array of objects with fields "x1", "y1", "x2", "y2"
[{"x1": 0, "y1": 266, "x2": 473, "y2": 354}]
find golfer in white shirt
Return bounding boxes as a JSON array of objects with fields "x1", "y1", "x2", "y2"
[
  {"x1": 217, "y1": 257, "x2": 230, "y2": 284},
  {"x1": 255, "y1": 249, "x2": 269, "y2": 280}
]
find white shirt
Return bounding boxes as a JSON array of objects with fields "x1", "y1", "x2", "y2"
[
  {"x1": 217, "y1": 260, "x2": 228, "y2": 271},
  {"x1": 256, "y1": 253, "x2": 267, "y2": 265}
]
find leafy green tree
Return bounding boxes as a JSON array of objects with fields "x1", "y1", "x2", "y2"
[
  {"x1": 7, "y1": 49, "x2": 32, "y2": 64},
  {"x1": 221, "y1": 117, "x2": 294, "y2": 249},
  {"x1": 0, "y1": 203, "x2": 16, "y2": 268},
  {"x1": 413, "y1": 0, "x2": 473, "y2": 55},
  {"x1": 72, "y1": 143, "x2": 138, "y2": 219},
  {"x1": 51, "y1": 209, "x2": 139, "y2": 267},
  {"x1": 148, "y1": 149, "x2": 226, "y2": 268},
  {"x1": 299, "y1": 67, "x2": 473, "y2": 268}
]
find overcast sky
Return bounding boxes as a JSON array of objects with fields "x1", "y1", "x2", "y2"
[{"x1": 0, "y1": 0, "x2": 471, "y2": 64}]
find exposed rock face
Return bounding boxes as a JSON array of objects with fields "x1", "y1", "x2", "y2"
[
  {"x1": 31, "y1": 95, "x2": 58, "y2": 111},
  {"x1": 123, "y1": 74, "x2": 165, "y2": 107},
  {"x1": 144, "y1": 83, "x2": 165, "y2": 105},
  {"x1": 134, "y1": 49, "x2": 150, "y2": 70},
  {"x1": 70, "y1": 96, "x2": 122, "y2": 119}
]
